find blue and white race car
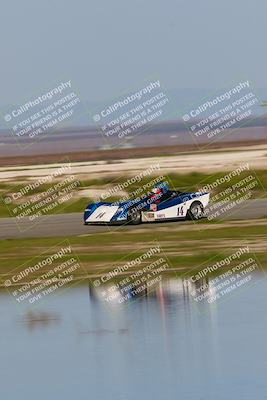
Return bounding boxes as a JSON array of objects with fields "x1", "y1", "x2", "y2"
[{"x1": 84, "y1": 182, "x2": 210, "y2": 225}]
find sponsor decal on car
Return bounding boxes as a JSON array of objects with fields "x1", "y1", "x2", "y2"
[
  {"x1": 146, "y1": 212, "x2": 155, "y2": 219},
  {"x1": 156, "y1": 213, "x2": 165, "y2": 219},
  {"x1": 150, "y1": 204, "x2": 157, "y2": 211}
]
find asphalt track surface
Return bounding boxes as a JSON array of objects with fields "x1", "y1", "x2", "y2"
[{"x1": 0, "y1": 199, "x2": 266, "y2": 240}]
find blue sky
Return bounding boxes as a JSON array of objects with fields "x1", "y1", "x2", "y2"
[{"x1": 1, "y1": 0, "x2": 266, "y2": 106}]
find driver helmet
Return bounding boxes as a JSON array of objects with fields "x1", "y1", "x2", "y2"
[
  {"x1": 152, "y1": 187, "x2": 163, "y2": 195},
  {"x1": 150, "y1": 182, "x2": 169, "y2": 201}
]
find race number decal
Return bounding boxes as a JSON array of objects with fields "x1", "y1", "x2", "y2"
[
  {"x1": 96, "y1": 211, "x2": 106, "y2": 219},
  {"x1": 177, "y1": 206, "x2": 184, "y2": 217}
]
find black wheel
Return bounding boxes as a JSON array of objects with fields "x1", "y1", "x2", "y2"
[
  {"x1": 187, "y1": 201, "x2": 204, "y2": 220},
  {"x1": 127, "y1": 208, "x2": 142, "y2": 225}
]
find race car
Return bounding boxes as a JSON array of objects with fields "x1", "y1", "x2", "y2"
[{"x1": 83, "y1": 182, "x2": 210, "y2": 225}]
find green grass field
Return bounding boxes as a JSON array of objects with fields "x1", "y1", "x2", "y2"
[{"x1": 0, "y1": 220, "x2": 266, "y2": 286}]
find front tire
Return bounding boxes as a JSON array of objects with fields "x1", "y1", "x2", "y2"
[
  {"x1": 187, "y1": 201, "x2": 204, "y2": 220},
  {"x1": 127, "y1": 208, "x2": 142, "y2": 225}
]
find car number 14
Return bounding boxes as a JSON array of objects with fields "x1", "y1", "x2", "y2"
[{"x1": 177, "y1": 206, "x2": 184, "y2": 216}]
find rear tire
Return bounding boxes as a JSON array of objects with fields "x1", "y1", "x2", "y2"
[
  {"x1": 127, "y1": 208, "x2": 142, "y2": 225},
  {"x1": 187, "y1": 201, "x2": 204, "y2": 220}
]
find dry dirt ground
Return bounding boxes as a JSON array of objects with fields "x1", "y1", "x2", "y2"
[{"x1": 1, "y1": 145, "x2": 267, "y2": 181}]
